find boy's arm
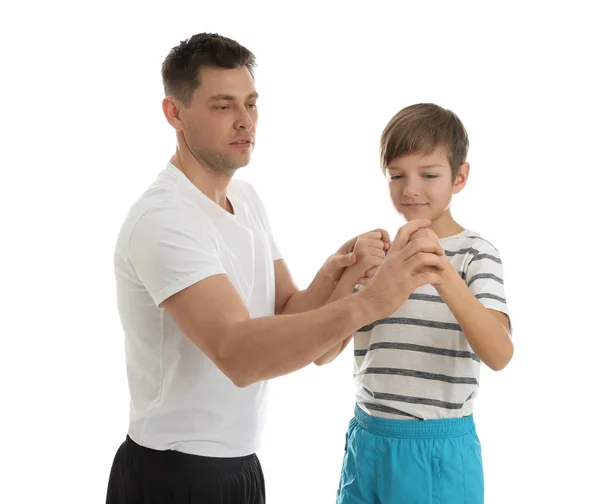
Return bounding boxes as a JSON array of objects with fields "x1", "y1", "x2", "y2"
[{"x1": 436, "y1": 255, "x2": 513, "y2": 372}]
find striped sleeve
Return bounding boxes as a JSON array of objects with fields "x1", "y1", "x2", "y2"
[{"x1": 465, "y1": 245, "x2": 510, "y2": 320}]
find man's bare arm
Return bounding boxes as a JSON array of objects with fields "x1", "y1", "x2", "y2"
[{"x1": 161, "y1": 220, "x2": 444, "y2": 387}]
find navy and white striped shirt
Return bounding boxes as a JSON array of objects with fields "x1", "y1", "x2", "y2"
[{"x1": 354, "y1": 229, "x2": 510, "y2": 420}]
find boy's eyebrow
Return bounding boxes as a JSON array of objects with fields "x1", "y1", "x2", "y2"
[
  {"x1": 387, "y1": 163, "x2": 444, "y2": 171},
  {"x1": 209, "y1": 92, "x2": 259, "y2": 102}
]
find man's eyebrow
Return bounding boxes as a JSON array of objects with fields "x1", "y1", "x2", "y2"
[
  {"x1": 208, "y1": 94, "x2": 235, "y2": 102},
  {"x1": 208, "y1": 92, "x2": 259, "y2": 102}
]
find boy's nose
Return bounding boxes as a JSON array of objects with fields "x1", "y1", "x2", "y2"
[{"x1": 402, "y1": 184, "x2": 421, "y2": 197}]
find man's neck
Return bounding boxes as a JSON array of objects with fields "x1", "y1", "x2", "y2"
[{"x1": 170, "y1": 152, "x2": 233, "y2": 213}]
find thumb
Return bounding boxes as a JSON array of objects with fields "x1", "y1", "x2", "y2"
[
  {"x1": 393, "y1": 219, "x2": 432, "y2": 249},
  {"x1": 344, "y1": 251, "x2": 357, "y2": 266},
  {"x1": 327, "y1": 252, "x2": 356, "y2": 274},
  {"x1": 332, "y1": 251, "x2": 356, "y2": 268}
]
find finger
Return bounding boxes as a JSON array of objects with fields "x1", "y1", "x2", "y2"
[
  {"x1": 369, "y1": 247, "x2": 386, "y2": 259},
  {"x1": 381, "y1": 229, "x2": 391, "y2": 245},
  {"x1": 365, "y1": 228, "x2": 389, "y2": 240},
  {"x1": 407, "y1": 228, "x2": 432, "y2": 242},
  {"x1": 416, "y1": 265, "x2": 444, "y2": 276},
  {"x1": 405, "y1": 252, "x2": 446, "y2": 274},
  {"x1": 397, "y1": 238, "x2": 444, "y2": 262},
  {"x1": 411, "y1": 271, "x2": 443, "y2": 288},
  {"x1": 354, "y1": 238, "x2": 385, "y2": 253},
  {"x1": 379, "y1": 229, "x2": 391, "y2": 252},
  {"x1": 353, "y1": 241, "x2": 389, "y2": 263},
  {"x1": 366, "y1": 238, "x2": 387, "y2": 249},
  {"x1": 392, "y1": 219, "x2": 432, "y2": 248},
  {"x1": 357, "y1": 230, "x2": 388, "y2": 244},
  {"x1": 364, "y1": 266, "x2": 379, "y2": 277}
]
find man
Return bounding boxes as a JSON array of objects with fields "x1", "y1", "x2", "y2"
[{"x1": 106, "y1": 32, "x2": 445, "y2": 503}]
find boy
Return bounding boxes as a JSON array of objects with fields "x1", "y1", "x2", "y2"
[{"x1": 332, "y1": 103, "x2": 513, "y2": 503}]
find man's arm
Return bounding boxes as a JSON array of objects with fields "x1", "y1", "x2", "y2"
[
  {"x1": 313, "y1": 264, "x2": 364, "y2": 365},
  {"x1": 161, "y1": 220, "x2": 444, "y2": 387},
  {"x1": 312, "y1": 233, "x2": 392, "y2": 364},
  {"x1": 162, "y1": 273, "x2": 373, "y2": 387},
  {"x1": 273, "y1": 259, "x2": 338, "y2": 315},
  {"x1": 276, "y1": 230, "x2": 390, "y2": 315}
]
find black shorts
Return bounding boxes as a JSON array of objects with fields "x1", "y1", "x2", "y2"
[{"x1": 106, "y1": 436, "x2": 265, "y2": 503}]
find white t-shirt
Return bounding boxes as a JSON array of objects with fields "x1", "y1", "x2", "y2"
[
  {"x1": 114, "y1": 163, "x2": 282, "y2": 457},
  {"x1": 354, "y1": 229, "x2": 510, "y2": 420}
]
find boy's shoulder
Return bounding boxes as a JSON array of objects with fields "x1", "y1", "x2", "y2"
[{"x1": 443, "y1": 229, "x2": 500, "y2": 255}]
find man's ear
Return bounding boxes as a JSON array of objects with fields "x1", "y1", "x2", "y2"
[{"x1": 162, "y1": 96, "x2": 185, "y2": 132}]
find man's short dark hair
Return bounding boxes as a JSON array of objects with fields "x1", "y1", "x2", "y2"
[{"x1": 161, "y1": 33, "x2": 256, "y2": 106}]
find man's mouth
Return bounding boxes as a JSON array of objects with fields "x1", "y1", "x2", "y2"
[{"x1": 230, "y1": 138, "x2": 253, "y2": 145}]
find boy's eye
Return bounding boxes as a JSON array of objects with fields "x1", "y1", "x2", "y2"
[
  {"x1": 424, "y1": 174, "x2": 439, "y2": 179},
  {"x1": 389, "y1": 174, "x2": 404, "y2": 181}
]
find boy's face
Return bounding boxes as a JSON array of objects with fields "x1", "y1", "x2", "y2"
[{"x1": 386, "y1": 147, "x2": 468, "y2": 222}]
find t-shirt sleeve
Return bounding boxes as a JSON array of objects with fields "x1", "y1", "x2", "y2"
[
  {"x1": 465, "y1": 244, "x2": 511, "y2": 330},
  {"x1": 128, "y1": 206, "x2": 226, "y2": 307}
]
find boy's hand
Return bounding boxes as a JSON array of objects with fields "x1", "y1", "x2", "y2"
[
  {"x1": 352, "y1": 230, "x2": 391, "y2": 285},
  {"x1": 407, "y1": 228, "x2": 453, "y2": 285},
  {"x1": 356, "y1": 220, "x2": 446, "y2": 319},
  {"x1": 323, "y1": 229, "x2": 390, "y2": 286}
]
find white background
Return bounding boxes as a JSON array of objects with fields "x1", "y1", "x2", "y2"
[{"x1": 2, "y1": 1, "x2": 599, "y2": 503}]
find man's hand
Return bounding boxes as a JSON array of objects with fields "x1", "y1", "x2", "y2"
[
  {"x1": 356, "y1": 220, "x2": 446, "y2": 320},
  {"x1": 322, "y1": 229, "x2": 390, "y2": 286}
]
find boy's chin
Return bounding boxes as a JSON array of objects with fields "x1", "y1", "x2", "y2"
[{"x1": 397, "y1": 209, "x2": 434, "y2": 222}]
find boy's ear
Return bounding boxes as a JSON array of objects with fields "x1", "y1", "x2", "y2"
[{"x1": 452, "y1": 162, "x2": 470, "y2": 195}]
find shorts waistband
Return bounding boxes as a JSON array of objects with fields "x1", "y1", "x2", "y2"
[
  {"x1": 125, "y1": 436, "x2": 257, "y2": 470},
  {"x1": 354, "y1": 404, "x2": 475, "y2": 439}
]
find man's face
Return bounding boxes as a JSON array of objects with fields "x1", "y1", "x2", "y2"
[
  {"x1": 179, "y1": 66, "x2": 258, "y2": 175},
  {"x1": 387, "y1": 147, "x2": 466, "y2": 221}
]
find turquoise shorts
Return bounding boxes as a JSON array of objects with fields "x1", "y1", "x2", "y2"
[{"x1": 336, "y1": 405, "x2": 484, "y2": 503}]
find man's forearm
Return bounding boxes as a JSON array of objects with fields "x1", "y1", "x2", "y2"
[
  {"x1": 221, "y1": 293, "x2": 373, "y2": 386},
  {"x1": 281, "y1": 266, "x2": 336, "y2": 314},
  {"x1": 437, "y1": 269, "x2": 513, "y2": 371},
  {"x1": 313, "y1": 265, "x2": 364, "y2": 365}
]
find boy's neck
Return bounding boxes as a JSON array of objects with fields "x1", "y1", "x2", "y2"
[{"x1": 429, "y1": 210, "x2": 464, "y2": 239}]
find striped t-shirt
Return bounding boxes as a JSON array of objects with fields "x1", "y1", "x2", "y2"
[{"x1": 354, "y1": 229, "x2": 510, "y2": 420}]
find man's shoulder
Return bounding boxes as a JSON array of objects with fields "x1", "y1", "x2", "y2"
[{"x1": 117, "y1": 181, "x2": 214, "y2": 253}]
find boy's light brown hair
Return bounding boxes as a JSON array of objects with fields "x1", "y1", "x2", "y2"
[{"x1": 380, "y1": 103, "x2": 469, "y2": 181}]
